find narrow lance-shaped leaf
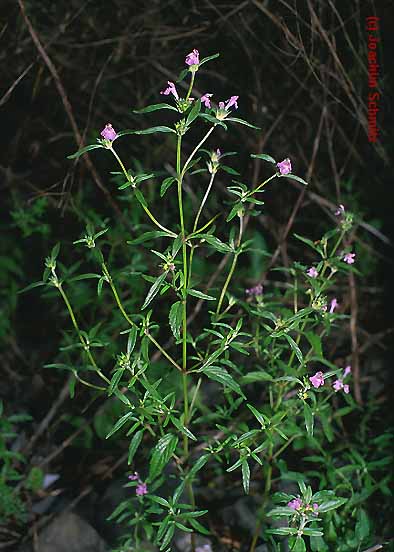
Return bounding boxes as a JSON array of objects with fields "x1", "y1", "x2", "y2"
[
  {"x1": 169, "y1": 301, "x2": 183, "y2": 340},
  {"x1": 242, "y1": 460, "x2": 250, "y2": 494},
  {"x1": 133, "y1": 103, "x2": 179, "y2": 114},
  {"x1": 226, "y1": 117, "x2": 260, "y2": 129},
  {"x1": 118, "y1": 126, "x2": 176, "y2": 136},
  {"x1": 128, "y1": 429, "x2": 144, "y2": 464},
  {"x1": 142, "y1": 272, "x2": 168, "y2": 310},
  {"x1": 67, "y1": 144, "x2": 104, "y2": 159},
  {"x1": 251, "y1": 153, "x2": 276, "y2": 164}
]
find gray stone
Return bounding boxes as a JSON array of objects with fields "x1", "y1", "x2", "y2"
[{"x1": 34, "y1": 512, "x2": 107, "y2": 552}]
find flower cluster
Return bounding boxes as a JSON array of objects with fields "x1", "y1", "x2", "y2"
[
  {"x1": 128, "y1": 472, "x2": 148, "y2": 496},
  {"x1": 245, "y1": 284, "x2": 263, "y2": 297},
  {"x1": 288, "y1": 497, "x2": 318, "y2": 514},
  {"x1": 309, "y1": 366, "x2": 351, "y2": 395}
]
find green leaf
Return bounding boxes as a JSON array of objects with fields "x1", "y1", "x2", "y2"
[
  {"x1": 242, "y1": 371, "x2": 273, "y2": 384},
  {"x1": 226, "y1": 117, "x2": 260, "y2": 129},
  {"x1": 67, "y1": 144, "x2": 103, "y2": 159},
  {"x1": 283, "y1": 334, "x2": 303, "y2": 365},
  {"x1": 141, "y1": 272, "x2": 168, "y2": 310},
  {"x1": 305, "y1": 331, "x2": 323, "y2": 358},
  {"x1": 160, "y1": 177, "x2": 176, "y2": 197},
  {"x1": 127, "y1": 325, "x2": 138, "y2": 355},
  {"x1": 106, "y1": 411, "x2": 135, "y2": 439},
  {"x1": 171, "y1": 417, "x2": 197, "y2": 441},
  {"x1": 251, "y1": 153, "x2": 276, "y2": 164},
  {"x1": 288, "y1": 537, "x2": 306, "y2": 552},
  {"x1": 134, "y1": 188, "x2": 148, "y2": 208},
  {"x1": 199, "y1": 52, "x2": 220, "y2": 66},
  {"x1": 199, "y1": 234, "x2": 233, "y2": 253},
  {"x1": 247, "y1": 404, "x2": 267, "y2": 427},
  {"x1": 133, "y1": 103, "x2": 178, "y2": 114},
  {"x1": 304, "y1": 402, "x2": 314, "y2": 437},
  {"x1": 169, "y1": 301, "x2": 183, "y2": 340},
  {"x1": 128, "y1": 231, "x2": 173, "y2": 245},
  {"x1": 68, "y1": 273, "x2": 101, "y2": 283},
  {"x1": 128, "y1": 429, "x2": 144, "y2": 464},
  {"x1": 202, "y1": 366, "x2": 245, "y2": 397},
  {"x1": 355, "y1": 509, "x2": 370, "y2": 541},
  {"x1": 242, "y1": 460, "x2": 250, "y2": 494},
  {"x1": 119, "y1": 126, "x2": 175, "y2": 136},
  {"x1": 149, "y1": 434, "x2": 178, "y2": 480},
  {"x1": 188, "y1": 455, "x2": 209, "y2": 479},
  {"x1": 318, "y1": 497, "x2": 347, "y2": 512},
  {"x1": 186, "y1": 99, "x2": 201, "y2": 126},
  {"x1": 18, "y1": 281, "x2": 45, "y2": 294},
  {"x1": 188, "y1": 518, "x2": 210, "y2": 535},
  {"x1": 282, "y1": 173, "x2": 308, "y2": 186},
  {"x1": 187, "y1": 288, "x2": 216, "y2": 301},
  {"x1": 265, "y1": 528, "x2": 298, "y2": 535}
]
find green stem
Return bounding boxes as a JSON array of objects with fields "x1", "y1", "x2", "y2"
[
  {"x1": 249, "y1": 442, "x2": 273, "y2": 552},
  {"x1": 247, "y1": 173, "x2": 277, "y2": 197},
  {"x1": 216, "y1": 216, "x2": 243, "y2": 316},
  {"x1": 110, "y1": 146, "x2": 176, "y2": 237},
  {"x1": 101, "y1": 262, "x2": 182, "y2": 372},
  {"x1": 58, "y1": 284, "x2": 110, "y2": 385}
]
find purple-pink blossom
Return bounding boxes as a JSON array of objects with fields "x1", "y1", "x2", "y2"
[
  {"x1": 329, "y1": 298, "x2": 338, "y2": 313},
  {"x1": 335, "y1": 204, "x2": 345, "y2": 216},
  {"x1": 201, "y1": 93, "x2": 213, "y2": 108},
  {"x1": 333, "y1": 379, "x2": 350, "y2": 394},
  {"x1": 136, "y1": 482, "x2": 148, "y2": 496},
  {"x1": 313, "y1": 503, "x2": 319, "y2": 512},
  {"x1": 160, "y1": 81, "x2": 179, "y2": 100},
  {"x1": 343, "y1": 252, "x2": 356, "y2": 265},
  {"x1": 307, "y1": 267, "x2": 318, "y2": 278},
  {"x1": 128, "y1": 472, "x2": 139, "y2": 481},
  {"x1": 225, "y1": 95, "x2": 239, "y2": 110},
  {"x1": 343, "y1": 365, "x2": 351, "y2": 377},
  {"x1": 100, "y1": 123, "x2": 118, "y2": 142},
  {"x1": 288, "y1": 498, "x2": 303, "y2": 510},
  {"x1": 218, "y1": 96, "x2": 239, "y2": 112},
  {"x1": 246, "y1": 284, "x2": 263, "y2": 297},
  {"x1": 185, "y1": 49, "x2": 200, "y2": 66},
  {"x1": 277, "y1": 158, "x2": 292, "y2": 175},
  {"x1": 309, "y1": 371, "x2": 325, "y2": 389}
]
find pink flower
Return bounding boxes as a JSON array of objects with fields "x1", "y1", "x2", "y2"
[
  {"x1": 313, "y1": 503, "x2": 319, "y2": 512},
  {"x1": 307, "y1": 267, "x2": 318, "y2": 278},
  {"x1": 216, "y1": 148, "x2": 221, "y2": 157},
  {"x1": 136, "y1": 482, "x2": 148, "y2": 496},
  {"x1": 128, "y1": 472, "x2": 139, "y2": 481},
  {"x1": 185, "y1": 49, "x2": 200, "y2": 66},
  {"x1": 343, "y1": 365, "x2": 351, "y2": 377},
  {"x1": 329, "y1": 298, "x2": 338, "y2": 313},
  {"x1": 245, "y1": 284, "x2": 263, "y2": 297},
  {"x1": 333, "y1": 379, "x2": 343, "y2": 392},
  {"x1": 309, "y1": 371, "x2": 325, "y2": 389},
  {"x1": 333, "y1": 378, "x2": 350, "y2": 394},
  {"x1": 100, "y1": 123, "x2": 118, "y2": 142},
  {"x1": 160, "y1": 81, "x2": 179, "y2": 99},
  {"x1": 343, "y1": 252, "x2": 356, "y2": 264},
  {"x1": 201, "y1": 93, "x2": 213, "y2": 108},
  {"x1": 335, "y1": 204, "x2": 345, "y2": 216},
  {"x1": 288, "y1": 498, "x2": 303, "y2": 510},
  {"x1": 225, "y1": 95, "x2": 239, "y2": 110},
  {"x1": 277, "y1": 158, "x2": 292, "y2": 175}
]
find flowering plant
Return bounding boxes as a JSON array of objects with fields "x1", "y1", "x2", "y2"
[{"x1": 28, "y1": 49, "x2": 385, "y2": 552}]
